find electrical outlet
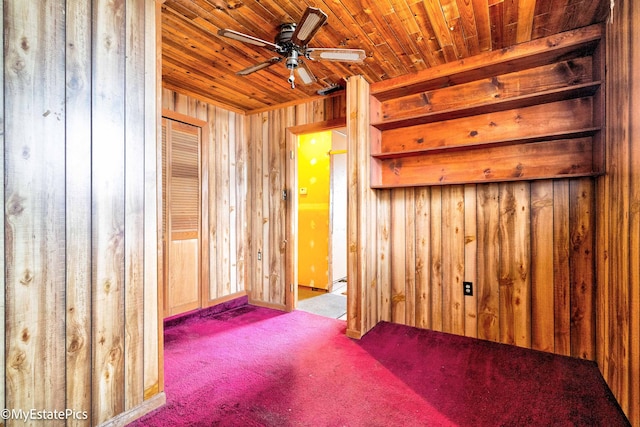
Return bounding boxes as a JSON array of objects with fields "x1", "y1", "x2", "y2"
[{"x1": 463, "y1": 281, "x2": 473, "y2": 296}]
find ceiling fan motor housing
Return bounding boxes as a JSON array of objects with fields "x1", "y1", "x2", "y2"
[{"x1": 275, "y1": 23, "x2": 298, "y2": 55}]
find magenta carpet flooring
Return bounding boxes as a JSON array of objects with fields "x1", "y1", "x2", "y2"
[{"x1": 128, "y1": 305, "x2": 629, "y2": 426}]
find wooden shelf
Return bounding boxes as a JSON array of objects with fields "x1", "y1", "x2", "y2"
[
  {"x1": 371, "y1": 81, "x2": 601, "y2": 131},
  {"x1": 369, "y1": 24, "x2": 604, "y2": 189},
  {"x1": 371, "y1": 128, "x2": 600, "y2": 159}
]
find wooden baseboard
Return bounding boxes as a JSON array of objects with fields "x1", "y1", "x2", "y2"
[
  {"x1": 98, "y1": 392, "x2": 166, "y2": 427},
  {"x1": 248, "y1": 299, "x2": 288, "y2": 311},
  {"x1": 346, "y1": 328, "x2": 363, "y2": 339}
]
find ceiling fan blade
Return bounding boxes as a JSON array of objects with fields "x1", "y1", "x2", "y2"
[
  {"x1": 218, "y1": 28, "x2": 280, "y2": 50},
  {"x1": 236, "y1": 57, "x2": 282, "y2": 76},
  {"x1": 306, "y1": 48, "x2": 366, "y2": 62},
  {"x1": 291, "y1": 7, "x2": 327, "y2": 46},
  {"x1": 296, "y1": 62, "x2": 317, "y2": 85}
]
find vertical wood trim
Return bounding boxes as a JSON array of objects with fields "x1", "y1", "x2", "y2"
[
  {"x1": 376, "y1": 191, "x2": 390, "y2": 324},
  {"x1": 629, "y1": 4, "x2": 640, "y2": 421},
  {"x1": 208, "y1": 107, "x2": 219, "y2": 301},
  {"x1": 125, "y1": 0, "x2": 145, "y2": 410},
  {"x1": 430, "y1": 187, "x2": 443, "y2": 332},
  {"x1": 5, "y1": 0, "x2": 67, "y2": 417},
  {"x1": 405, "y1": 189, "x2": 416, "y2": 327},
  {"x1": 217, "y1": 108, "x2": 231, "y2": 298},
  {"x1": 415, "y1": 188, "x2": 432, "y2": 329},
  {"x1": 346, "y1": 76, "x2": 368, "y2": 337},
  {"x1": 144, "y1": 0, "x2": 162, "y2": 399},
  {"x1": 92, "y1": 0, "x2": 126, "y2": 422},
  {"x1": 0, "y1": 0, "x2": 4, "y2": 414},
  {"x1": 569, "y1": 178, "x2": 595, "y2": 359},
  {"x1": 553, "y1": 180, "x2": 571, "y2": 356},
  {"x1": 530, "y1": 180, "x2": 555, "y2": 353},
  {"x1": 66, "y1": 0, "x2": 93, "y2": 420},
  {"x1": 464, "y1": 185, "x2": 478, "y2": 338},
  {"x1": 391, "y1": 189, "x2": 407, "y2": 324},
  {"x1": 236, "y1": 113, "x2": 248, "y2": 297},
  {"x1": 200, "y1": 108, "x2": 210, "y2": 306},
  {"x1": 443, "y1": 186, "x2": 465, "y2": 335},
  {"x1": 477, "y1": 184, "x2": 500, "y2": 342}
]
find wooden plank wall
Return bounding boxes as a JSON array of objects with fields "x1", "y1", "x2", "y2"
[
  {"x1": 599, "y1": 1, "x2": 640, "y2": 424},
  {"x1": 246, "y1": 96, "x2": 347, "y2": 309},
  {"x1": 162, "y1": 89, "x2": 249, "y2": 306},
  {"x1": 3, "y1": 0, "x2": 163, "y2": 425},
  {"x1": 345, "y1": 76, "x2": 597, "y2": 358}
]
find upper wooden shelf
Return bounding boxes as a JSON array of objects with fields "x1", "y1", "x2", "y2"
[
  {"x1": 369, "y1": 24, "x2": 604, "y2": 102},
  {"x1": 371, "y1": 81, "x2": 601, "y2": 131},
  {"x1": 371, "y1": 127, "x2": 600, "y2": 160}
]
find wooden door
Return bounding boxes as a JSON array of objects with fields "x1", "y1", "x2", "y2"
[{"x1": 162, "y1": 118, "x2": 202, "y2": 317}]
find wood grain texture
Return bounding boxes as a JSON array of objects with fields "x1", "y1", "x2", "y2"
[
  {"x1": 125, "y1": 0, "x2": 146, "y2": 410},
  {"x1": 597, "y1": 2, "x2": 640, "y2": 422},
  {"x1": 92, "y1": 0, "x2": 127, "y2": 422},
  {"x1": 66, "y1": 0, "x2": 93, "y2": 422},
  {"x1": 0, "y1": 0, "x2": 4, "y2": 415},
  {"x1": 5, "y1": 0, "x2": 66, "y2": 420}
]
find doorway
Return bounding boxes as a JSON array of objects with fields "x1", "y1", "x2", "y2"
[{"x1": 295, "y1": 128, "x2": 347, "y2": 319}]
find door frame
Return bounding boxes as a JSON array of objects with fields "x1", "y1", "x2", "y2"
[{"x1": 284, "y1": 118, "x2": 347, "y2": 312}]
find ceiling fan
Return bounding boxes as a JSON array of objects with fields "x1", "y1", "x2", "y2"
[{"x1": 218, "y1": 6, "x2": 366, "y2": 89}]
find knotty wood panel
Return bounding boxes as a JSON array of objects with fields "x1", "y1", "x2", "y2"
[
  {"x1": 598, "y1": 1, "x2": 640, "y2": 423},
  {"x1": 5, "y1": 0, "x2": 66, "y2": 420},
  {"x1": 374, "y1": 178, "x2": 596, "y2": 356},
  {"x1": 3, "y1": 1, "x2": 161, "y2": 426}
]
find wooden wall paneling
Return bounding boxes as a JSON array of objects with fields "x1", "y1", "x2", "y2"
[
  {"x1": 65, "y1": 0, "x2": 92, "y2": 420},
  {"x1": 463, "y1": 184, "x2": 478, "y2": 338},
  {"x1": 0, "y1": 0, "x2": 4, "y2": 414},
  {"x1": 217, "y1": 107, "x2": 231, "y2": 298},
  {"x1": 268, "y1": 108, "x2": 286, "y2": 306},
  {"x1": 5, "y1": 0, "x2": 67, "y2": 417},
  {"x1": 553, "y1": 180, "x2": 571, "y2": 356},
  {"x1": 530, "y1": 180, "x2": 555, "y2": 353},
  {"x1": 228, "y1": 112, "x2": 237, "y2": 295},
  {"x1": 376, "y1": 191, "x2": 390, "y2": 324},
  {"x1": 498, "y1": 182, "x2": 531, "y2": 348},
  {"x1": 477, "y1": 184, "x2": 500, "y2": 342},
  {"x1": 145, "y1": 0, "x2": 162, "y2": 399},
  {"x1": 357, "y1": 77, "x2": 377, "y2": 334},
  {"x1": 92, "y1": 0, "x2": 127, "y2": 421},
  {"x1": 441, "y1": 186, "x2": 465, "y2": 335},
  {"x1": 629, "y1": 3, "x2": 640, "y2": 421},
  {"x1": 415, "y1": 188, "x2": 431, "y2": 329},
  {"x1": 258, "y1": 112, "x2": 269, "y2": 303},
  {"x1": 608, "y1": 8, "x2": 631, "y2": 410},
  {"x1": 391, "y1": 189, "x2": 407, "y2": 324},
  {"x1": 236, "y1": 113, "x2": 248, "y2": 296},
  {"x1": 599, "y1": 2, "x2": 640, "y2": 422},
  {"x1": 208, "y1": 107, "x2": 220, "y2": 302},
  {"x1": 199, "y1": 106, "x2": 211, "y2": 305},
  {"x1": 430, "y1": 187, "x2": 443, "y2": 332},
  {"x1": 569, "y1": 178, "x2": 595, "y2": 359},
  {"x1": 125, "y1": 0, "x2": 145, "y2": 410},
  {"x1": 346, "y1": 82, "x2": 361, "y2": 334},
  {"x1": 404, "y1": 188, "x2": 416, "y2": 327}
]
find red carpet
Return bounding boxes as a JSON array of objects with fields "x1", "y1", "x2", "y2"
[{"x1": 128, "y1": 305, "x2": 629, "y2": 426}]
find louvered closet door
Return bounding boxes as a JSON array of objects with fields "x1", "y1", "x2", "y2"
[{"x1": 163, "y1": 118, "x2": 201, "y2": 317}]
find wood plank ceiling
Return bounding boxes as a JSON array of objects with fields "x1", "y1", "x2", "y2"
[{"x1": 162, "y1": 0, "x2": 610, "y2": 114}]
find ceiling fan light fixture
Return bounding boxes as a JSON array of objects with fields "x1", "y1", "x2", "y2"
[{"x1": 296, "y1": 66, "x2": 316, "y2": 85}]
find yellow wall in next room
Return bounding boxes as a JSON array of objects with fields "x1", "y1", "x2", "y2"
[{"x1": 298, "y1": 131, "x2": 332, "y2": 289}]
